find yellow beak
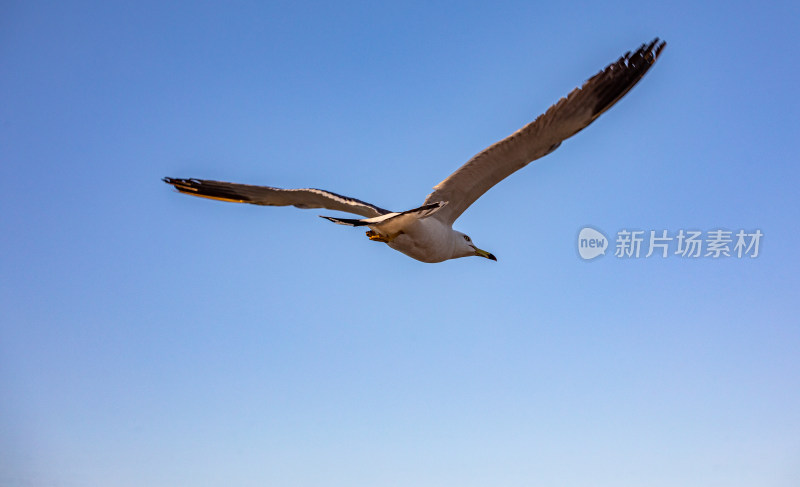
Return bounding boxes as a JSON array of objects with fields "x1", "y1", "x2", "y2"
[{"x1": 474, "y1": 248, "x2": 497, "y2": 261}]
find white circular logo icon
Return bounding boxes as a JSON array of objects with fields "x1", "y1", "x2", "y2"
[{"x1": 578, "y1": 227, "x2": 608, "y2": 260}]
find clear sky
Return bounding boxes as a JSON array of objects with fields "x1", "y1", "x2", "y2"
[{"x1": 2, "y1": 1, "x2": 799, "y2": 486}]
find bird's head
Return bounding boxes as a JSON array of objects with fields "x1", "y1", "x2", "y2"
[{"x1": 453, "y1": 231, "x2": 496, "y2": 261}]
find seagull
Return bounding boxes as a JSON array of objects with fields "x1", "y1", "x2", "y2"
[{"x1": 164, "y1": 38, "x2": 665, "y2": 263}]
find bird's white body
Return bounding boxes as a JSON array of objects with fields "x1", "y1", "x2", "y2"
[{"x1": 386, "y1": 219, "x2": 469, "y2": 263}]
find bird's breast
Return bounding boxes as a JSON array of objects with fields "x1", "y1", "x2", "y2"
[{"x1": 386, "y1": 218, "x2": 454, "y2": 263}]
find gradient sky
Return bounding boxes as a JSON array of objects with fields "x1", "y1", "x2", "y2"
[{"x1": 2, "y1": 1, "x2": 799, "y2": 486}]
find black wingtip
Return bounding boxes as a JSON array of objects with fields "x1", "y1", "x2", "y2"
[
  {"x1": 163, "y1": 176, "x2": 189, "y2": 187},
  {"x1": 162, "y1": 177, "x2": 196, "y2": 194},
  {"x1": 655, "y1": 39, "x2": 666, "y2": 58},
  {"x1": 589, "y1": 37, "x2": 667, "y2": 119}
]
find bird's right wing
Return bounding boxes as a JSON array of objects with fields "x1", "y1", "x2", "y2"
[
  {"x1": 424, "y1": 38, "x2": 666, "y2": 224},
  {"x1": 163, "y1": 178, "x2": 390, "y2": 218}
]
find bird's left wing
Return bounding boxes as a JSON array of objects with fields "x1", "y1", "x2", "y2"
[
  {"x1": 163, "y1": 178, "x2": 390, "y2": 218},
  {"x1": 424, "y1": 38, "x2": 666, "y2": 224}
]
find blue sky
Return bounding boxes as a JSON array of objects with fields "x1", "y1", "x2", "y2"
[{"x1": 1, "y1": 1, "x2": 799, "y2": 486}]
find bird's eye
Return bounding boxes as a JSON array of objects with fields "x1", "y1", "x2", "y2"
[{"x1": 464, "y1": 235, "x2": 471, "y2": 242}]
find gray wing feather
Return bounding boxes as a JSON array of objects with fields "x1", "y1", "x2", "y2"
[
  {"x1": 163, "y1": 178, "x2": 390, "y2": 218},
  {"x1": 424, "y1": 39, "x2": 666, "y2": 224}
]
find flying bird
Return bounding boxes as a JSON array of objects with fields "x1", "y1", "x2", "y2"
[{"x1": 164, "y1": 38, "x2": 666, "y2": 263}]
